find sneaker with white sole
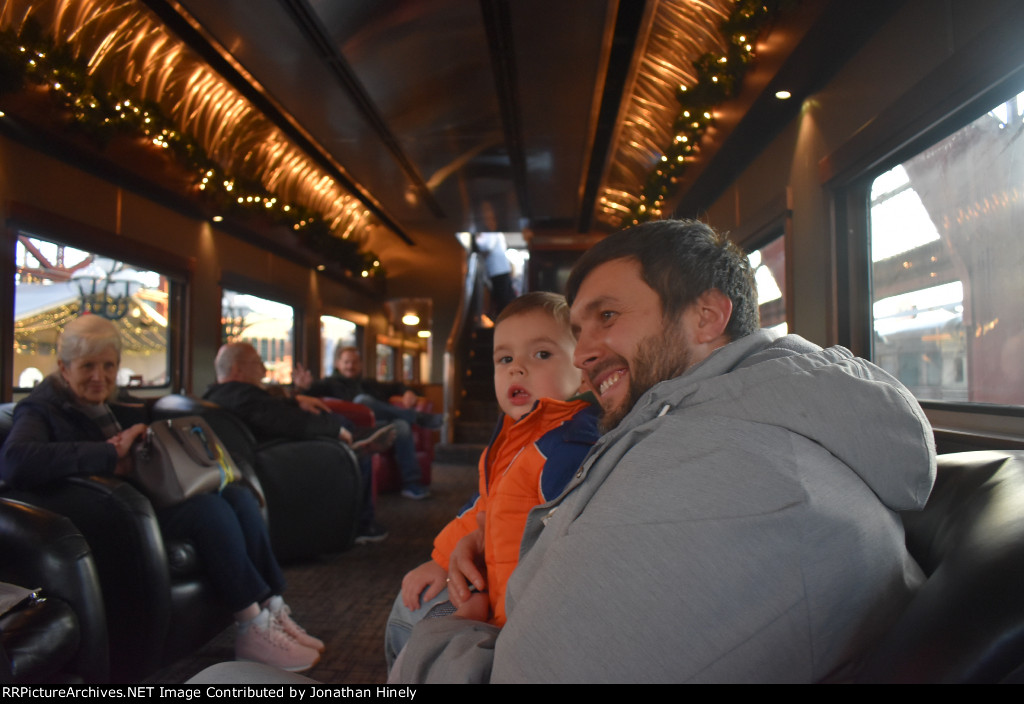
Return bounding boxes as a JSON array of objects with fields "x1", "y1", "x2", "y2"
[
  {"x1": 235, "y1": 608, "x2": 320, "y2": 671},
  {"x1": 401, "y1": 484, "x2": 430, "y2": 500},
  {"x1": 354, "y1": 521, "x2": 389, "y2": 545},
  {"x1": 266, "y1": 595, "x2": 325, "y2": 652}
]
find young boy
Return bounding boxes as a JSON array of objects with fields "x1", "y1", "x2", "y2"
[{"x1": 385, "y1": 291, "x2": 600, "y2": 668}]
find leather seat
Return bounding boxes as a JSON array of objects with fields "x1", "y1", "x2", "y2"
[
  {"x1": 0, "y1": 497, "x2": 107, "y2": 683},
  {"x1": 152, "y1": 395, "x2": 362, "y2": 561},
  {"x1": 857, "y1": 450, "x2": 1024, "y2": 683},
  {"x1": 0, "y1": 401, "x2": 227, "y2": 680}
]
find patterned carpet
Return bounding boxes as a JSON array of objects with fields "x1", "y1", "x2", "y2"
[{"x1": 145, "y1": 458, "x2": 479, "y2": 684}]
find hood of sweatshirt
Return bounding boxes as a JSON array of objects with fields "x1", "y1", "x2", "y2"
[{"x1": 597, "y1": 330, "x2": 936, "y2": 511}]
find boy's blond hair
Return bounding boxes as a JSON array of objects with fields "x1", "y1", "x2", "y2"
[{"x1": 495, "y1": 291, "x2": 571, "y2": 331}]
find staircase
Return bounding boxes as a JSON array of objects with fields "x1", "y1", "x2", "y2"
[{"x1": 453, "y1": 326, "x2": 498, "y2": 446}]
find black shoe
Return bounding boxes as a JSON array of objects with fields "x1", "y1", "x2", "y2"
[{"x1": 354, "y1": 522, "x2": 389, "y2": 544}]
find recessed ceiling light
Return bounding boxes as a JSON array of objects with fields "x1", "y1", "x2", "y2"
[{"x1": 775, "y1": 90, "x2": 792, "y2": 100}]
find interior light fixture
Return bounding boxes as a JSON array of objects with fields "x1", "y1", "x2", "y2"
[
  {"x1": 775, "y1": 90, "x2": 792, "y2": 100},
  {"x1": 402, "y1": 313, "x2": 420, "y2": 326}
]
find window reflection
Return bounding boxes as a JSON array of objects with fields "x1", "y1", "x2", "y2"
[
  {"x1": 869, "y1": 91, "x2": 1024, "y2": 405},
  {"x1": 748, "y1": 235, "x2": 786, "y2": 335},
  {"x1": 376, "y1": 343, "x2": 395, "y2": 382}
]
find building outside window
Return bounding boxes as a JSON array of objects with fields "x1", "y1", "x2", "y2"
[{"x1": 221, "y1": 290, "x2": 295, "y2": 385}]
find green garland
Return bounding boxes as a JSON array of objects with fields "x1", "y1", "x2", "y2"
[
  {"x1": 630, "y1": 0, "x2": 798, "y2": 225},
  {"x1": 0, "y1": 20, "x2": 382, "y2": 279}
]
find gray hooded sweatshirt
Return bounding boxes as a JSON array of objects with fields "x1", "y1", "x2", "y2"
[{"x1": 395, "y1": 331, "x2": 936, "y2": 683}]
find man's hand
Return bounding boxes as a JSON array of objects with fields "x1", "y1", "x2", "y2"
[
  {"x1": 452, "y1": 591, "x2": 490, "y2": 622},
  {"x1": 338, "y1": 427, "x2": 354, "y2": 444},
  {"x1": 292, "y1": 363, "x2": 313, "y2": 392},
  {"x1": 296, "y1": 394, "x2": 330, "y2": 414},
  {"x1": 401, "y1": 560, "x2": 448, "y2": 611},
  {"x1": 107, "y1": 423, "x2": 147, "y2": 476},
  {"x1": 447, "y1": 527, "x2": 486, "y2": 607}
]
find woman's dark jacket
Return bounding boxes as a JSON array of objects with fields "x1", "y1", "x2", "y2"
[{"x1": 0, "y1": 376, "x2": 145, "y2": 490}]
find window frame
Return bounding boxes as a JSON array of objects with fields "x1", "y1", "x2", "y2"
[
  {"x1": 3, "y1": 202, "x2": 191, "y2": 400},
  {"x1": 821, "y1": 24, "x2": 1024, "y2": 443}
]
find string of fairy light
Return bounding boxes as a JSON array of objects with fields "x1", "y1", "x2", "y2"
[
  {"x1": 0, "y1": 11, "x2": 383, "y2": 279},
  {"x1": 628, "y1": 0, "x2": 797, "y2": 225},
  {"x1": 14, "y1": 303, "x2": 165, "y2": 354}
]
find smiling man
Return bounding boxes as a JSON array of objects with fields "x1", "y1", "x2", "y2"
[{"x1": 394, "y1": 219, "x2": 936, "y2": 683}]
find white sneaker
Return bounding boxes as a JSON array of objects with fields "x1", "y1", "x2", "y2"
[
  {"x1": 267, "y1": 595, "x2": 326, "y2": 652},
  {"x1": 235, "y1": 608, "x2": 320, "y2": 672}
]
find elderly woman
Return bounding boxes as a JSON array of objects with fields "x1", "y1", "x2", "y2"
[{"x1": 0, "y1": 315, "x2": 323, "y2": 672}]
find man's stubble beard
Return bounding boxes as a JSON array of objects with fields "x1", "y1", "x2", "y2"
[{"x1": 598, "y1": 324, "x2": 692, "y2": 433}]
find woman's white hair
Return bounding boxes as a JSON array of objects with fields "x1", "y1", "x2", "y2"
[{"x1": 57, "y1": 315, "x2": 122, "y2": 366}]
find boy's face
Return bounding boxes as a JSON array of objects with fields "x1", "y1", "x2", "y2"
[{"x1": 493, "y1": 310, "x2": 582, "y2": 421}]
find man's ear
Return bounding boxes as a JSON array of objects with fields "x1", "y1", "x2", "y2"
[{"x1": 692, "y1": 289, "x2": 733, "y2": 344}]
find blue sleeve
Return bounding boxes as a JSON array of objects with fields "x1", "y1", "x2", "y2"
[
  {"x1": 455, "y1": 492, "x2": 481, "y2": 518},
  {"x1": 534, "y1": 408, "x2": 600, "y2": 501}
]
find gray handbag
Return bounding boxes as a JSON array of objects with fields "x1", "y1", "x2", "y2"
[{"x1": 131, "y1": 416, "x2": 241, "y2": 508}]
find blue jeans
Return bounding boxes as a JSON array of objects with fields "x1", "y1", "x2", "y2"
[
  {"x1": 357, "y1": 453, "x2": 376, "y2": 531},
  {"x1": 157, "y1": 484, "x2": 285, "y2": 613},
  {"x1": 353, "y1": 394, "x2": 423, "y2": 489},
  {"x1": 384, "y1": 586, "x2": 452, "y2": 671},
  {"x1": 353, "y1": 394, "x2": 419, "y2": 426}
]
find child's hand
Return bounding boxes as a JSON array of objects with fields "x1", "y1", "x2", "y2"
[
  {"x1": 401, "y1": 560, "x2": 448, "y2": 611},
  {"x1": 452, "y1": 591, "x2": 489, "y2": 622},
  {"x1": 448, "y1": 528, "x2": 486, "y2": 607}
]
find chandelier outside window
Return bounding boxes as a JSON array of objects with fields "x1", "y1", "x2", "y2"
[{"x1": 70, "y1": 257, "x2": 145, "y2": 320}]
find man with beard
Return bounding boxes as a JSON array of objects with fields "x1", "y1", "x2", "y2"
[{"x1": 393, "y1": 220, "x2": 936, "y2": 683}]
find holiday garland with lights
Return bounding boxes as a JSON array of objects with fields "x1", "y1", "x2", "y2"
[
  {"x1": 0, "y1": 19, "x2": 382, "y2": 279},
  {"x1": 630, "y1": 0, "x2": 798, "y2": 225}
]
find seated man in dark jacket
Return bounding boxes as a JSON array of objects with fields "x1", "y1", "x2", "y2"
[
  {"x1": 303, "y1": 347, "x2": 438, "y2": 500},
  {"x1": 205, "y1": 342, "x2": 392, "y2": 543}
]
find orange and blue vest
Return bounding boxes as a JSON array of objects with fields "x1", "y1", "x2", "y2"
[{"x1": 432, "y1": 396, "x2": 600, "y2": 626}]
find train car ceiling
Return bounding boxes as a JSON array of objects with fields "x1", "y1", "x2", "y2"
[{"x1": 0, "y1": 0, "x2": 893, "y2": 295}]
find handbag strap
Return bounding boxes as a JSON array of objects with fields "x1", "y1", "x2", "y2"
[
  {"x1": 187, "y1": 422, "x2": 240, "y2": 490},
  {"x1": 211, "y1": 440, "x2": 239, "y2": 490}
]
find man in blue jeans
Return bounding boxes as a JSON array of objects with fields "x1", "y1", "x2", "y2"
[{"x1": 303, "y1": 347, "x2": 439, "y2": 500}]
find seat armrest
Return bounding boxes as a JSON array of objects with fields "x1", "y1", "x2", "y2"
[
  {"x1": 0, "y1": 476, "x2": 170, "y2": 679},
  {"x1": 857, "y1": 450, "x2": 1024, "y2": 683},
  {"x1": 0, "y1": 498, "x2": 109, "y2": 682},
  {"x1": 322, "y1": 399, "x2": 376, "y2": 428}
]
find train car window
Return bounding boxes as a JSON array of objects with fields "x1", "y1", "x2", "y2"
[
  {"x1": 221, "y1": 289, "x2": 296, "y2": 385},
  {"x1": 14, "y1": 234, "x2": 172, "y2": 390},
  {"x1": 748, "y1": 235, "x2": 786, "y2": 335},
  {"x1": 869, "y1": 91, "x2": 1024, "y2": 406},
  {"x1": 376, "y1": 343, "x2": 396, "y2": 382},
  {"x1": 320, "y1": 315, "x2": 360, "y2": 378},
  {"x1": 402, "y1": 351, "x2": 418, "y2": 384}
]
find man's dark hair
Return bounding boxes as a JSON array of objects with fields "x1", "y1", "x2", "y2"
[{"x1": 566, "y1": 219, "x2": 759, "y2": 340}]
